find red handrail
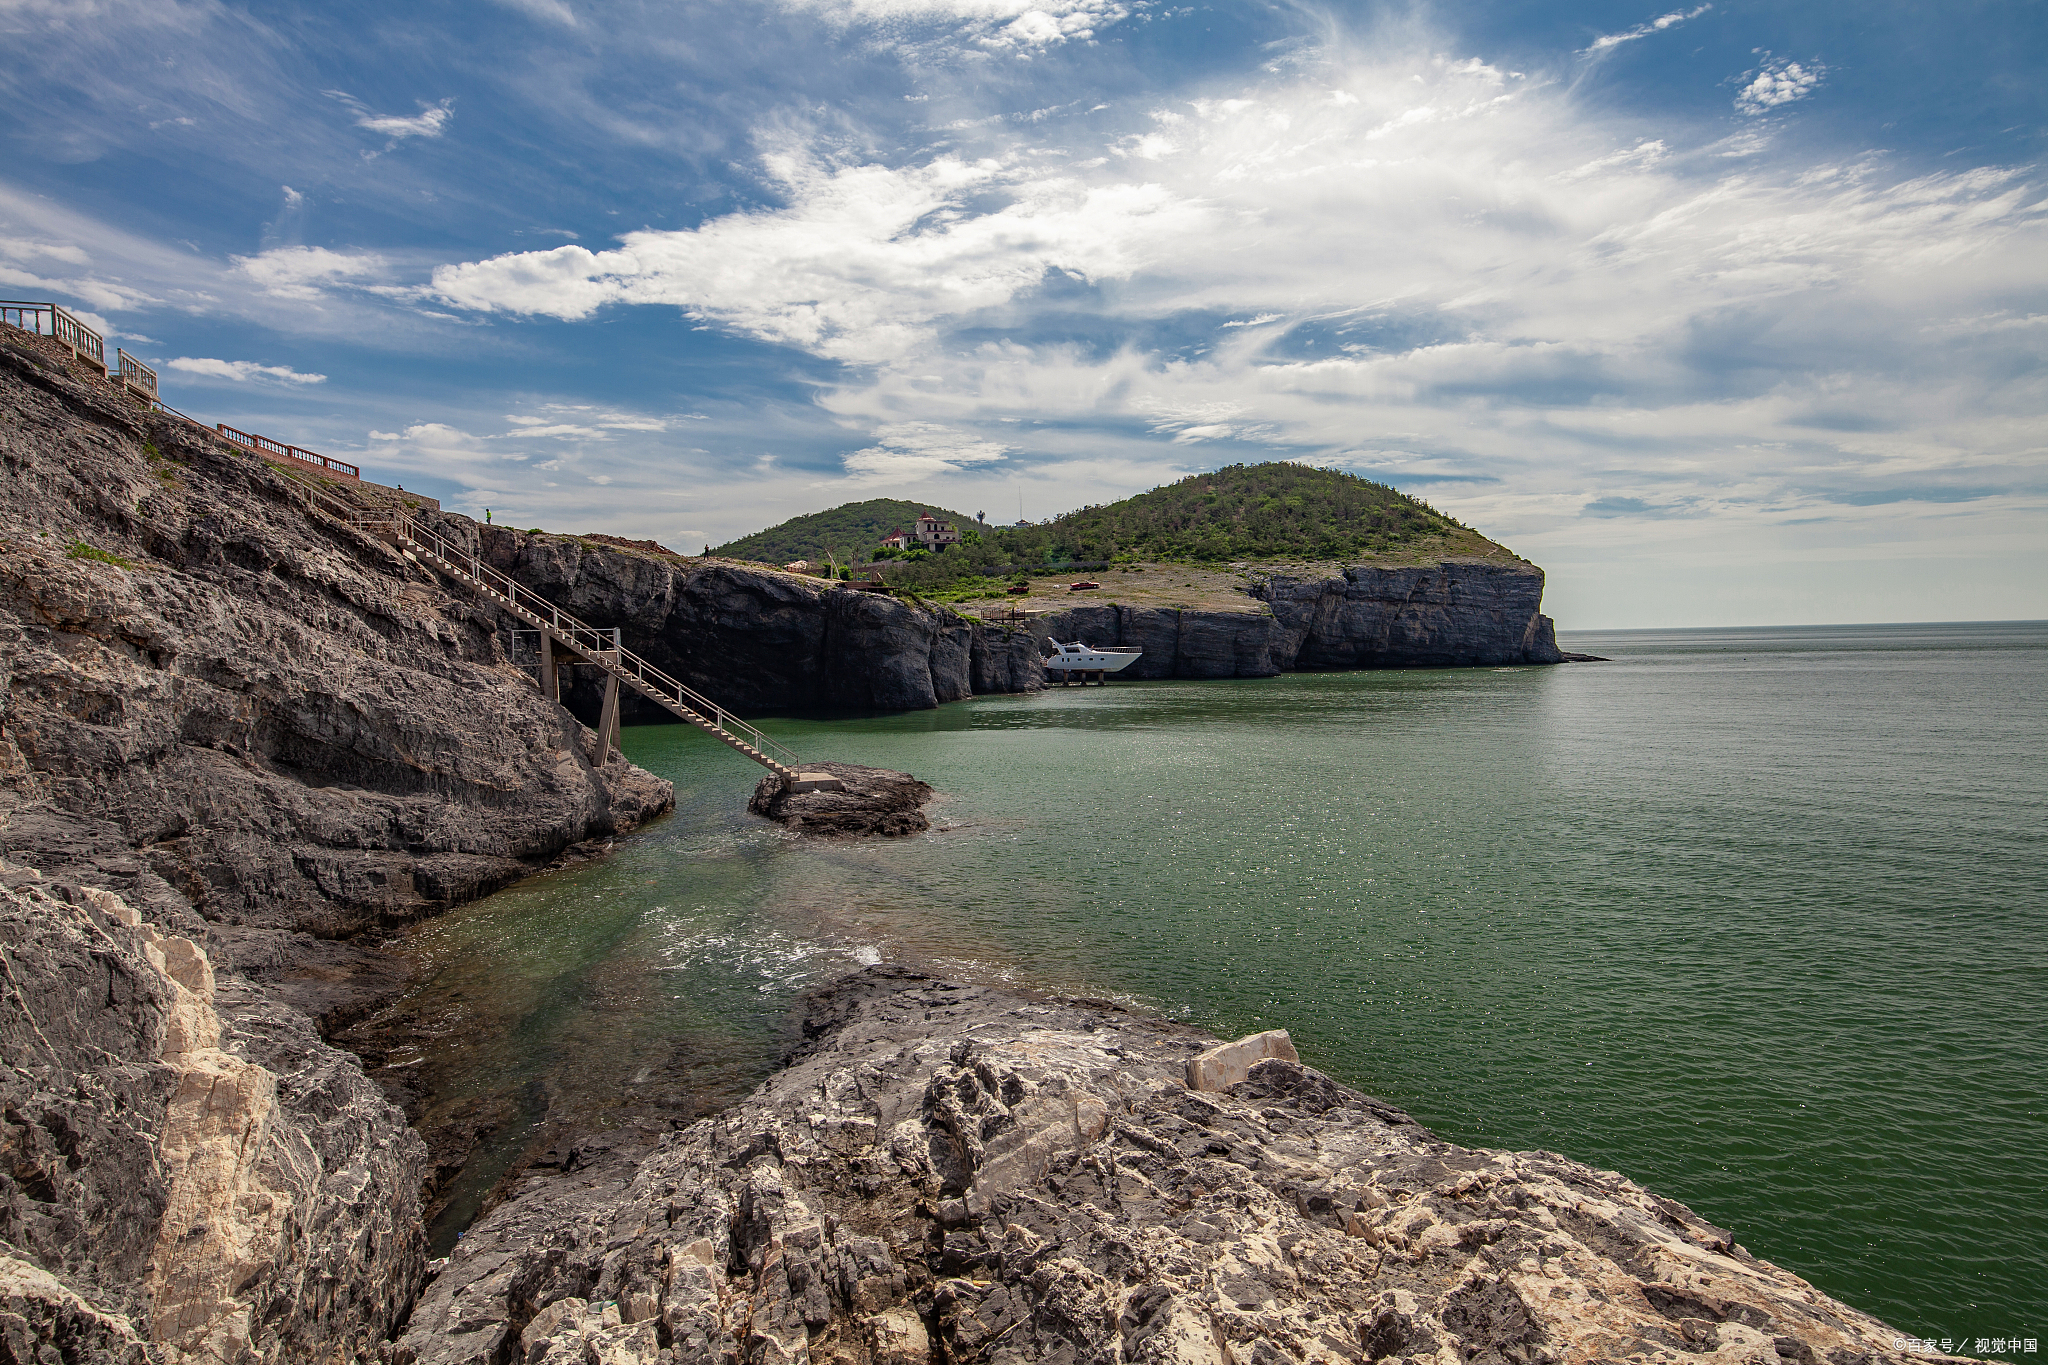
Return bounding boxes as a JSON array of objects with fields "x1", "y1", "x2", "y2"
[{"x1": 215, "y1": 424, "x2": 360, "y2": 479}]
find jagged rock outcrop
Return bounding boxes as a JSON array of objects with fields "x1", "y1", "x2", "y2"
[
  {"x1": 474, "y1": 530, "x2": 1045, "y2": 719},
  {"x1": 391, "y1": 967, "x2": 1946, "y2": 1365},
  {"x1": 1038, "y1": 561, "x2": 1562, "y2": 680},
  {"x1": 0, "y1": 327, "x2": 673, "y2": 1358},
  {"x1": 748, "y1": 762, "x2": 935, "y2": 838},
  {"x1": 1256, "y1": 561, "x2": 1563, "y2": 668},
  {"x1": 0, "y1": 867, "x2": 425, "y2": 1363}
]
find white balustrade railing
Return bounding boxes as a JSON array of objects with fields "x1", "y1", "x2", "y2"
[{"x1": 2, "y1": 300, "x2": 105, "y2": 367}]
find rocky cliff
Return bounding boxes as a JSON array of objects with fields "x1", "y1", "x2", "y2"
[
  {"x1": 392, "y1": 967, "x2": 1946, "y2": 1365},
  {"x1": 472, "y1": 531, "x2": 1044, "y2": 719},
  {"x1": 481, "y1": 538, "x2": 1562, "y2": 718},
  {"x1": 1038, "y1": 561, "x2": 1562, "y2": 680},
  {"x1": 0, "y1": 329, "x2": 672, "y2": 1359}
]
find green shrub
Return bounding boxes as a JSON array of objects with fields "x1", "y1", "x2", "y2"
[{"x1": 66, "y1": 540, "x2": 132, "y2": 569}]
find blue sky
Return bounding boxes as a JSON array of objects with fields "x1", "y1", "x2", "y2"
[{"x1": 4, "y1": 0, "x2": 2043, "y2": 627}]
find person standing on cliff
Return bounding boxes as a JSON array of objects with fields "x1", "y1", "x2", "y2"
[{"x1": 485, "y1": 508, "x2": 492, "y2": 524}]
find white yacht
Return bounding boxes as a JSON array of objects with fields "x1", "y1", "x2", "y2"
[{"x1": 1043, "y1": 641, "x2": 1143, "y2": 673}]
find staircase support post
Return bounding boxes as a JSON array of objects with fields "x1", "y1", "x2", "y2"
[
  {"x1": 538, "y1": 632, "x2": 558, "y2": 702},
  {"x1": 595, "y1": 670, "x2": 620, "y2": 764}
]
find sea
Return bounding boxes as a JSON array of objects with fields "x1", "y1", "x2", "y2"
[{"x1": 381, "y1": 620, "x2": 2047, "y2": 1357}]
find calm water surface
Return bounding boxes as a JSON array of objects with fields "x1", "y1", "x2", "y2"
[{"x1": 388, "y1": 621, "x2": 2047, "y2": 1353}]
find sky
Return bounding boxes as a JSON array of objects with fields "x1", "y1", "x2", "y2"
[{"x1": 2, "y1": 0, "x2": 2044, "y2": 628}]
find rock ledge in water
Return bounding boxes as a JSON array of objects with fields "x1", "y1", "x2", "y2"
[
  {"x1": 392, "y1": 967, "x2": 1941, "y2": 1365},
  {"x1": 750, "y1": 761, "x2": 934, "y2": 837}
]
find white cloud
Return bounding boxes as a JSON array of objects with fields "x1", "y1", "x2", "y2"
[
  {"x1": 1736, "y1": 59, "x2": 1824, "y2": 114},
  {"x1": 779, "y1": 0, "x2": 1138, "y2": 51},
  {"x1": 489, "y1": 0, "x2": 577, "y2": 25},
  {"x1": 1583, "y1": 4, "x2": 1712, "y2": 54},
  {"x1": 1560, "y1": 140, "x2": 1667, "y2": 181},
  {"x1": 0, "y1": 238, "x2": 92, "y2": 267},
  {"x1": 233, "y1": 245, "x2": 390, "y2": 298},
  {"x1": 431, "y1": 150, "x2": 1206, "y2": 362},
  {"x1": 837, "y1": 421, "x2": 1011, "y2": 484},
  {"x1": 323, "y1": 91, "x2": 455, "y2": 148},
  {"x1": 163, "y1": 357, "x2": 328, "y2": 384}
]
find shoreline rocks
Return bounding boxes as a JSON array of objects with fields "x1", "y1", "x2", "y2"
[
  {"x1": 475, "y1": 531, "x2": 1045, "y2": 719},
  {"x1": 0, "y1": 867, "x2": 427, "y2": 1363},
  {"x1": 392, "y1": 966, "x2": 1947, "y2": 1365}
]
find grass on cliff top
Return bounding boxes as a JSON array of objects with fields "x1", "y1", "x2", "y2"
[
  {"x1": 992, "y1": 462, "x2": 1504, "y2": 563},
  {"x1": 868, "y1": 464, "x2": 1520, "y2": 594},
  {"x1": 708, "y1": 497, "x2": 979, "y2": 565}
]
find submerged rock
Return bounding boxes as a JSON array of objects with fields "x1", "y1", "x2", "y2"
[
  {"x1": 393, "y1": 967, "x2": 1946, "y2": 1365},
  {"x1": 749, "y1": 762, "x2": 935, "y2": 837}
]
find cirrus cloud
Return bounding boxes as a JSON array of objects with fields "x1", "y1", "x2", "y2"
[
  {"x1": 163, "y1": 356, "x2": 327, "y2": 384},
  {"x1": 837, "y1": 421, "x2": 1011, "y2": 484}
]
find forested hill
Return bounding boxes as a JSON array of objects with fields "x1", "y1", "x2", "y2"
[
  {"x1": 710, "y1": 498, "x2": 977, "y2": 563},
  {"x1": 995, "y1": 463, "x2": 1499, "y2": 563}
]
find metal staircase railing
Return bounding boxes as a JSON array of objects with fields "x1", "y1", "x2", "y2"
[{"x1": 278, "y1": 471, "x2": 807, "y2": 785}]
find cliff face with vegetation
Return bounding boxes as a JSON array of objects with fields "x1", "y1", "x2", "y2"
[
  {"x1": 0, "y1": 333, "x2": 671, "y2": 1360},
  {"x1": 476, "y1": 539, "x2": 1561, "y2": 716}
]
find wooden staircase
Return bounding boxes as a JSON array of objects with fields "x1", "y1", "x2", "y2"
[{"x1": 277, "y1": 472, "x2": 836, "y2": 791}]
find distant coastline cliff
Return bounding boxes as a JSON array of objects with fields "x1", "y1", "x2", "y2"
[
  {"x1": 479, "y1": 538, "x2": 1562, "y2": 728},
  {"x1": 1042, "y1": 561, "x2": 1563, "y2": 679}
]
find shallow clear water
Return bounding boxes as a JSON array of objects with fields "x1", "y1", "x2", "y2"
[{"x1": 387, "y1": 620, "x2": 2048, "y2": 1354}]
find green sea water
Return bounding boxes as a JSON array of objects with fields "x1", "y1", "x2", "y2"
[{"x1": 387, "y1": 621, "x2": 2047, "y2": 1355}]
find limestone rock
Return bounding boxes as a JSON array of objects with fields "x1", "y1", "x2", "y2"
[
  {"x1": 1257, "y1": 560, "x2": 1565, "y2": 668},
  {"x1": 1037, "y1": 560, "x2": 1564, "y2": 680},
  {"x1": 1186, "y1": 1028, "x2": 1300, "y2": 1090},
  {"x1": 392, "y1": 967, "x2": 1947, "y2": 1365},
  {"x1": 749, "y1": 762, "x2": 935, "y2": 838},
  {"x1": 0, "y1": 873, "x2": 426, "y2": 1364},
  {"x1": 0, "y1": 337, "x2": 673, "y2": 945}
]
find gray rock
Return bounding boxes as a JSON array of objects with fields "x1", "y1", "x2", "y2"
[
  {"x1": 0, "y1": 871, "x2": 426, "y2": 1363},
  {"x1": 749, "y1": 762, "x2": 935, "y2": 838},
  {"x1": 1037, "y1": 560, "x2": 1562, "y2": 681},
  {"x1": 474, "y1": 530, "x2": 1047, "y2": 718},
  {"x1": 392, "y1": 967, "x2": 1935, "y2": 1365},
  {"x1": 1258, "y1": 559, "x2": 1563, "y2": 668},
  {"x1": 0, "y1": 340, "x2": 672, "y2": 943}
]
